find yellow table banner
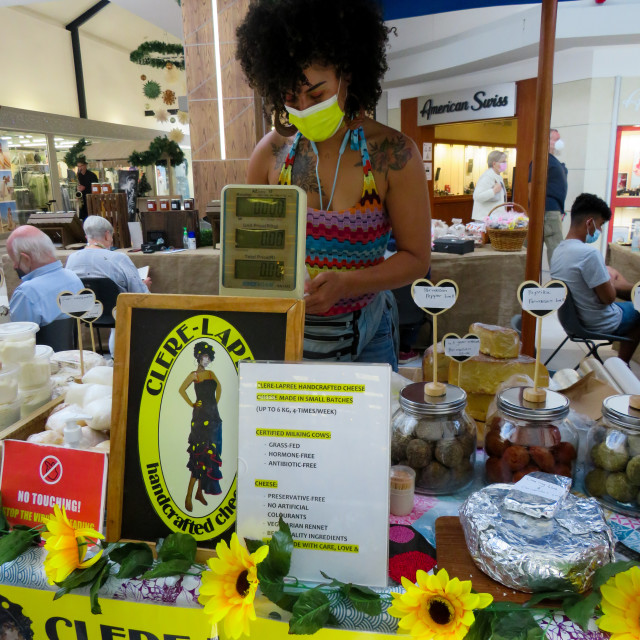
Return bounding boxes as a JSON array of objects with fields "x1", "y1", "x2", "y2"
[{"x1": 0, "y1": 585, "x2": 216, "y2": 640}]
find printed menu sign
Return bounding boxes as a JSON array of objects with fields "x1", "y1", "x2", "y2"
[
  {"x1": 0, "y1": 440, "x2": 108, "y2": 532},
  {"x1": 237, "y1": 362, "x2": 390, "y2": 587}
]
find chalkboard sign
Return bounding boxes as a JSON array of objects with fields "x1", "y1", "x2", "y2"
[{"x1": 107, "y1": 294, "x2": 304, "y2": 553}]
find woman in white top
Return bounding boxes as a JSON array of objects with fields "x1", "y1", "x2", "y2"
[{"x1": 472, "y1": 150, "x2": 507, "y2": 221}]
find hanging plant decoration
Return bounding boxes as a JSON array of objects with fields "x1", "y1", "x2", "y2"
[
  {"x1": 155, "y1": 109, "x2": 169, "y2": 123},
  {"x1": 162, "y1": 89, "x2": 177, "y2": 106},
  {"x1": 140, "y1": 74, "x2": 147, "y2": 81},
  {"x1": 170, "y1": 117, "x2": 176, "y2": 123},
  {"x1": 166, "y1": 62, "x2": 174, "y2": 70},
  {"x1": 130, "y1": 41, "x2": 185, "y2": 71},
  {"x1": 129, "y1": 136, "x2": 185, "y2": 168},
  {"x1": 63, "y1": 138, "x2": 92, "y2": 168},
  {"x1": 168, "y1": 128, "x2": 185, "y2": 144},
  {"x1": 143, "y1": 80, "x2": 162, "y2": 99},
  {"x1": 178, "y1": 111, "x2": 189, "y2": 125}
]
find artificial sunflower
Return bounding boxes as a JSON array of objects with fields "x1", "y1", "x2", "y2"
[
  {"x1": 41, "y1": 505, "x2": 104, "y2": 585},
  {"x1": 388, "y1": 568, "x2": 493, "y2": 640},
  {"x1": 597, "y1": 565, "x2": 640, "y2": 640},
  {"x1": 198, "y1": 533, "x2": 268, "y2": 639}
]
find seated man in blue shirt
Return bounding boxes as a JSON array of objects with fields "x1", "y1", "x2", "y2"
[
  {"x1": 550, "y1": 193, "x2": 640, "y2": 363},
  {"x1": 7, "y1": 226, "x2": 84, "y2": 326}
]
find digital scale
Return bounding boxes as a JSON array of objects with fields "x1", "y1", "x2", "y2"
[{"x1": 219, "y1": 185, "x2": 307, "y2": 298}]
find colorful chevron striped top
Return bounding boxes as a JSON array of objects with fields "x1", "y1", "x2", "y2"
[{"x1": 278, "y1": 126, "x2": 391, "y2": 316}]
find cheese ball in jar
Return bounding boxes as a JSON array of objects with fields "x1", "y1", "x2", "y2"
[
  {"x1": 585, "y1": 394, "x2": 640, "y2": 517},
  {"x1": 391, "y1": 383, "x2": 476, "y2": 495},
  {"x1": 484, "y1": 387, "x2": 577, "y2": 485}
]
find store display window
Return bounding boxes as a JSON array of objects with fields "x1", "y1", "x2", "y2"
[
  {"x1": 608, "y1": 126, "x2": 640, "y2": 244},
  {"x1": 433, "y1": 143, "x2": 516, "y2": 197},
  {"x1": 0, "y1": 131, "x2": 53, "y2": 227}
]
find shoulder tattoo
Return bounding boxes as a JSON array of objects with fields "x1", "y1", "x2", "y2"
[
  {"x1": 270, "y1": 141, "x2": 319, "y2": 193},
  {"x1": 368, "y1": 135, "x2": 413, "y2": 174},
  {"x1": 271, "y1": 142, "x2": 289, "y2": 168}
]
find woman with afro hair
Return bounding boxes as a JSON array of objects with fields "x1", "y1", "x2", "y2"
[
  {"x1": 237, "y1": 0, "x2": 430, "y2": 370},
  {"x1": 178, "y1": 341, "x2": 223, "y2": 512}
]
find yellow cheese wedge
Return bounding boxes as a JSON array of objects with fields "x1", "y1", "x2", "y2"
[
  {"x1": 449, "y1": 353, "x2": 548, "y2": 395},
  {"x1": 469, "y1": 322, "x2": 520, "y2": 359},
  {"x1": 422, "y1": 342, "x2": 450, "y2": 383},
  {"x1": 466, "y1": 392, "x2": 494, "y2": 423}
]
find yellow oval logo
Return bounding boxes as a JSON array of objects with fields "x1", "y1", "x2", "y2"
[{"x1": 138, "y1": 314, "x2": 253, "y2": 541}]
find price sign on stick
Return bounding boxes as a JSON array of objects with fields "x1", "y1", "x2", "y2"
[
  {"x1": 81, "y1": 301, "x2": 103, "y2": 353},
  {"x1": 443, "y1": 332, "x2": 480, "y2": 390},
  {"x1": 517, "y1": 280, "x2": 567, "y2": 403},
  {"x1": 56, "y1": 289, "x2": 97, "y2": 376},
  {"x1": 411, "y1": 279, "x2": 459, "y2": 398}
]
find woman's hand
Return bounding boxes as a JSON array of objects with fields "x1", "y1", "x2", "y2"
[
  {"x1": 492, "y1": 182, "x2": 502, "y2": 194},
  {"x1": 193, "y1": 400, "x2": 202, "y2": 408},
  {"x1": 304, "y1": 271, "x2": 348, "y2": 315}
]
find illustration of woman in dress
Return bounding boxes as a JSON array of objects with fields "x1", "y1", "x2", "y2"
[{"x1": 178, "y1": 342, "x2": 223, "y2": 512}]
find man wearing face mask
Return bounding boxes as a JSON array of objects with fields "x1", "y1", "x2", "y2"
[
  {"x1": 550, "y1": 193, "x2": 640, "y2": 363},
  {"x1": 472, "y1": 150, "x2": 507, "y2": 221},
  {"x1": 6, "y1": 225, "x2": 83, "y2": 325},
  {"x1": 528, "y1": 128, "x2": 568, "y2": 264}
]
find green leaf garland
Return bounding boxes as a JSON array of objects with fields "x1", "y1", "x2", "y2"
[
  {"x1": 130, "y1": 41, "x2": 185, "y2": 71},
  {"x1": 63, "y1": 138, "x2": 92, "y2": 168},
  {"x1": 143, "y1": 80, "x2": 162, "y2": 99},
  {"x1": 129, "y1": 136, "x2": 185, "y2": 168}
]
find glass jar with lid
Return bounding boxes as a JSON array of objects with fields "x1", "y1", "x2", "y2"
[
  {"x1": 484, "y1": 387, "x2": 578, "y2": 484},
  {"x1": 391, "y1": 382, "x2": 476, "y2": 495},
  {"x1": 584, "y1": 394, "x2": 640, "y2": 516}
]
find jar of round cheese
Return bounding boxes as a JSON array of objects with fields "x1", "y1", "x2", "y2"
[
  {"x1": 391, "y1": 383, "x2": 476, "y2": 495},
  {"x1": 484, "y1": 387, "x2": 577, "y2": 484},
  {"x1": 584, "y1": 394, "x2": 640, "y2": 517}
]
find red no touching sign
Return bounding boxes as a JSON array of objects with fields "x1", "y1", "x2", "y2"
[{"x1": 0, "y1": 440, "x2": 107, "y2": 532}]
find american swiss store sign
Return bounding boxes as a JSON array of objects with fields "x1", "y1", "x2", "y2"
[{"x1": 417, "y1": 82, "x2": 516, "y2": 126}]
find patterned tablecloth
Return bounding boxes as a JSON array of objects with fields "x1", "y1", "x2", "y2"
[{"x1": 0, "y1": 466, "x2": 637, "y2": 638}]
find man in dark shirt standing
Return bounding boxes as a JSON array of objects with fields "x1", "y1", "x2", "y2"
[
  {"x1": 76, "y1": 156, "x2": 99, "y2": 221},
  {"x1": 528, "y1": 129, "x2": 569, "y2": 264}
]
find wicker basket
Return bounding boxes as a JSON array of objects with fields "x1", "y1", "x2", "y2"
[{"x1": 486, "y1": 203, "x2": 528, "y2": 252}]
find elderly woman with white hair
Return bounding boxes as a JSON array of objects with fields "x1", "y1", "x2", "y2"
[
  {"x1": 65, "y1": 216, "x2": 151, "y2": 293},
  {"x1": 66, "y1": 216, "x2": 151, "y2": 356},
  {"x1": 471, "y1": 149, "x2": 507, "y2": 222}
]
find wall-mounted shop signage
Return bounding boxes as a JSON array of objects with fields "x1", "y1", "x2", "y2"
[
  {"x1": 417, "y1": 82, "x2": 516, "y2": 126},
  {"x1": 237, "y1": 361, "x2": 391, "y2": 587}
]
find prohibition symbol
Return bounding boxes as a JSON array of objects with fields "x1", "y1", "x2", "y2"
[{"x1": 40, "y1": 456, "x2": 63, "y2": 485}]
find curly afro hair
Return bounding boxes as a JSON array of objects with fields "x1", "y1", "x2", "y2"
[
  {"x1": 193, "y1": 341, "x2": 215, "y2": 364},
  {"x1": 236, "y1": 0, "x2": 390, "y2": 121}
]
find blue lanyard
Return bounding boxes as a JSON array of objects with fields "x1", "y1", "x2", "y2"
[{"x1": 310, "y1": 130, "x2": 350, "y2": 211}]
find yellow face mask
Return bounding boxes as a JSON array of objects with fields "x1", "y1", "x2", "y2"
[{"x1": 285, "y1": 79, "x2": 345, "y2": 142}]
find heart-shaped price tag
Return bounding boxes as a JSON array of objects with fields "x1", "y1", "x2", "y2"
[
  {"x1": 81, "y1": 301, "x2": 104, "y2": 323},
  {"x1": 517, "y1": 280, "x2": 567, "y2": 318},
  {"x1": 631, "y1": 280, "x2": 640, "y2": 312},
  {"x1": 442, "y1": 333, "x2": 481, "y2": 363},
  {"x1": 56, "y1": 288, "x2": 97, "y2": 319},
  {"x1": 411, "y1": 279, "x2": 459, "y2": 316}
]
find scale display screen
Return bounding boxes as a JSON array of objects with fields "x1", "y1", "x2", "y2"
[
  {"x1": 236, "y1": 196, "x2": 287, "y2": 218},
  {"x1": 235, "y1": 228, "x2": 286, "y2": 250},
  {"x1": 220, "y1": 185, "x2": 307, "y2": 298},
  {"x1": 234, "y1": 259, "x2": 284, "y2": 281}
]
